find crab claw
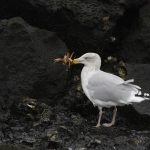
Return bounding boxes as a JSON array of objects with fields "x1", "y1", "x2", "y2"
[
  {"x1": 54, "y1": 58, "x2": 63, "y2": 63},
  {"x1": 54, "y1": 52, "x2": 75, "y2": 68}
]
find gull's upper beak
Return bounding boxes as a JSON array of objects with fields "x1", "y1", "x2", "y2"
[{"x1": 72, "y1": 58, "x2": 80, "y2": 64}]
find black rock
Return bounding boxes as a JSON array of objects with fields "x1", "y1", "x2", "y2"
[
  {"x1": 119, "y1": 2, "x2": 150, "y2": 63},
  {"x1": 127, "y1": 64, "x2": 150, "y2": 116},
  {"x1": 0, "y1": 144, "x2": 33, "y2": 150},
  {"x1": 0, "y1": 0, "x2": 147, "y2": 56},
  {"x1": 0, "y1": 17, "x2": 68, "y2": 120}
]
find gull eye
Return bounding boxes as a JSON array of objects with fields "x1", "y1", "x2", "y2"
[{"x1": 84, "y1": 57, "x2": 89, "y2": 60}]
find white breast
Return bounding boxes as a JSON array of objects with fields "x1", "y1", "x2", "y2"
[{"x1": 81, "y1": 66, "x2": 96, "y2": 104}]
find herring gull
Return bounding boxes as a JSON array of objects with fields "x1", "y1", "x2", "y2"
[{"x1": 72, "y1": 53, "x2": 150, "y2": 127}]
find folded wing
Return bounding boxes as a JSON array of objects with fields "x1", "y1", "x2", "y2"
[{"x1": 87, "y1": 71, "x2": 149, "y2": 106}]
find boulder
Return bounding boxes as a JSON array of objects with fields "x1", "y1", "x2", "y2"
[
  {"x1": 0, "y1": 17, "x2": 68, "y2": 120},
  {"x1": 119, "y1": 2, "x2": 150, "y2": 63},
  {"x1": 0, "y1": 0, "x2": 147, "y2": 55}
]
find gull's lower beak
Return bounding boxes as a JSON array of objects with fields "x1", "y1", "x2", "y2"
[{"x1": 72, "y1": 58, "x2": 80, "y2": 64}]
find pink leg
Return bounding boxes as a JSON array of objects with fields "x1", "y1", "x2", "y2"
[
  {"x1": 103, "y1": 106, "x2": 117, "y2": 127},
  {"x1": 95, "y1": 107, "x2": 103, "y2": 127}
]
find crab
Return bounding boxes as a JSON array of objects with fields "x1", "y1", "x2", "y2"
[{"x1": 54, "y1": 52, "x2": 74, "y2": 68}]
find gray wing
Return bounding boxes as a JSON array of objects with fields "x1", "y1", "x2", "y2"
[{"x1": 87, "y1": 71, "x2": 139, "y2": 103}]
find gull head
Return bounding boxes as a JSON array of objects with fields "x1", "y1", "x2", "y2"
[{"x1": 73, "y1": 53, "x2": 101, "y2": 68}]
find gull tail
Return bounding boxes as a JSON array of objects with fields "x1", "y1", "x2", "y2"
[
  {"x1": 129, "y1": 92, "x2": 150, "y2": 103},
  {"x1": 134, "y1": 91, "x2": 150, "y2": 102},
  {"x1": 124, "y1": 79, "x2": 150, "y2": 103}
]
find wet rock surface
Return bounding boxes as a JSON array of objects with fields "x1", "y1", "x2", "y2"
[
  {"x1": 0, "y1": 144, "x2": 32, "y2": 150},
  {"x1": 1, "y1": 100, "x2": 150, "y2": 150}
]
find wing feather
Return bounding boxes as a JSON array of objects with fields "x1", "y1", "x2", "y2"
[{"x1": 86, "y1": 71, "x2": 140, "y2": 104}]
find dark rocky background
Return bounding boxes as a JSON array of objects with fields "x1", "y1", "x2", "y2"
[{"x1": 0, "y1": 0, "x2": 150, "y2": 149}]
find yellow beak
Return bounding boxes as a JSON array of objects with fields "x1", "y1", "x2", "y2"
[{"x1": 72, "y1": 58, "x2": 80, "y2": 64}]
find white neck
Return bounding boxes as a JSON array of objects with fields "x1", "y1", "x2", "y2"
[{"x1": 81, "y1": 66, "x2": 99, "y2": 86}]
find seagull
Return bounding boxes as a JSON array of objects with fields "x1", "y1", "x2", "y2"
[{"x1": 72, "y1": 53, "x2": 150, "y2": 127}]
